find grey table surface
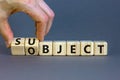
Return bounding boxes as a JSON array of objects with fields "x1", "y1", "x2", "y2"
[{"x1": 0, "y1": 0, "x2": 120, "y2": 80}]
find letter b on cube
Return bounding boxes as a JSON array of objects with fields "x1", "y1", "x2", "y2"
[{"x1": 39, "y1": 41, "x2": 53, "y2": 56}]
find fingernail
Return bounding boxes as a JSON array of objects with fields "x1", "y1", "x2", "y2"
[
  {"x1": 37, "y1": 35, "x2": 44, "y2": 41},
  {"x1": 5, "y1": 40, "x2": 12, "y2": 48}
]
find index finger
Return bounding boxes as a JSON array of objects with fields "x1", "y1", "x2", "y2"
[{"x1": 19, "y1": 4, "x2": 48, "y2": 41}]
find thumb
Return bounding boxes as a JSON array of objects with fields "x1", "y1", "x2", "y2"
[{"x1": 0, "y1": 19, "x2": 14, "y2": 48}]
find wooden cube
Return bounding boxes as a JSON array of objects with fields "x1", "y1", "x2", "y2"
[
  {"x1": 11, "y1": 38, "x2": 25, "y2": 55},
  {"x1": 25, "y1": 38, "x2": 39, "y2": 55},
  {"x1": 53, "y1": 41, "x2": 66, "y2": 56},
  {"x1": 81, "y1": 41, "x2": 94, "y2": 56},
  {"x1": 39, "y1": 41, "x2": 53, "y2": 56},
  {"x1": 94, "y1": 41, "x2": 108, "y2": 55},
  {"x1": 67, "y1": 41, "x2": 80, "y2": 56}
]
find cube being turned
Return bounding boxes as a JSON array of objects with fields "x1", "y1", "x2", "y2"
[
  {"x1": 94, "y1": 41, "x2": 108, "y2": 55},
  {"x1": 11, "y1": 38, "x2": 25, "y2": 55},
  {"x1": 25, "y1": 38, "x2": 39, "y2": 55},
  {"x1": 53, "y1": 41, "x2": 66, "y2": 56}
]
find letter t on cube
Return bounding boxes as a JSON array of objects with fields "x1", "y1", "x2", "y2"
[{"x1": 94, "y1": 41, "x2": 108, "y2": 55}]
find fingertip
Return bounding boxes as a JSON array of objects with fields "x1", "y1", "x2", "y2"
[
  {"x1": 36, "y1": 21, "x2": 46, "y2": 42},
  {"x1": 4, "y1": 32, "x2": 14, "y2": 48},
  {"x1": 6, "y1": 42, "x2": 10, "y2": 48},
  {"x1": 5, "y1": 39, "x2": 12, "y2": 48},
  {"x1": 6, "y1": 36, "x2": 14, "y2": 48},
  {"x1": 36, "y1": 33, "x2": 45, "y2": 41},
  {"x1": 6, "y1": 33, "x2": 14, "y2": 48}
]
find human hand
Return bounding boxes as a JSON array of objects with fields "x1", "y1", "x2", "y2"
[{"x1": 0, "y1": 0, "x2": 55, "y2": 47}]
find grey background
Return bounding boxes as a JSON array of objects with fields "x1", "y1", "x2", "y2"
[{"x1": 0, "y1": 0, "x2": 120, "y2": 80}]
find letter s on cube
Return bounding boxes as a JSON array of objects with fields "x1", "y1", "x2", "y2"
[{"x1": 11, "y1": 38, "x2": 25, "y2": 55}]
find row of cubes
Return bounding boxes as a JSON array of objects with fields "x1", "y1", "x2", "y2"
[{"x1": 11, "y1": 38, "x2": 108, "y2": 56}]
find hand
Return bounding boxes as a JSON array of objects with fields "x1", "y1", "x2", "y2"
[{"x1": 0, "y1": 0, "x2": 55, "y2": 47}]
